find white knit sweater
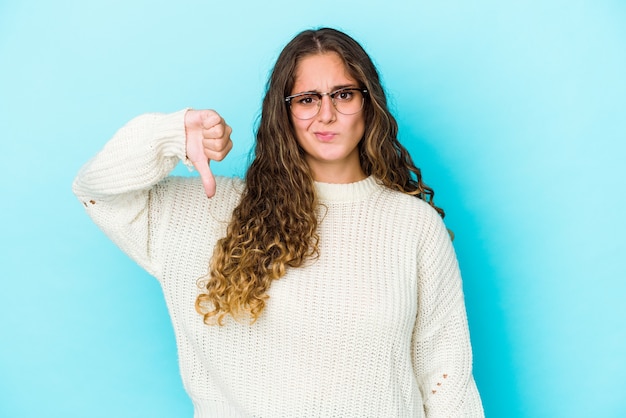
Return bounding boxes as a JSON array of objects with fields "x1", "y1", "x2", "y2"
[{"x1": 73, "y1": 109, "x2": 483, "y2": 417}]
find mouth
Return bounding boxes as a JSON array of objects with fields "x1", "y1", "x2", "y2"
[{"x1": 314, "y1": 131, "x2": 337, "y2": 142}]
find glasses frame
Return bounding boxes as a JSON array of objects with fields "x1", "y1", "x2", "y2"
[{"x1": 285, "y1": 87, "x2": 369, "y2": 120}]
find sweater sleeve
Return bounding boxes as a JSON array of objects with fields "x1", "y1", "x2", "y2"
[
  {"x1": 72, "y1": 110, "x2": 189, "y2": 277},
  {"x1": 411, "y1": 207, "x2": 484, "y2": 417}
]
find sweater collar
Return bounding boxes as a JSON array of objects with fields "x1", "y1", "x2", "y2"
[{"x1": 314, "y1": 176, "x2": 380, "y2": 202}]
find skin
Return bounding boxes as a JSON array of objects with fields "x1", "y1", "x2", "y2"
[
  {"x1": 290, "y1": 52, "x2": 366, "y2": 183},
  {"x1": 185, "y1": 109, "x2": 233, "y2": 197}
]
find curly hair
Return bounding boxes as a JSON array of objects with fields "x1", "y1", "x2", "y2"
[{"x1": 196, "y1": 28, "x2": 444, "y2": 325}]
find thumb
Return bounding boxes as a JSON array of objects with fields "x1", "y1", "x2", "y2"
[{"x1": 194, "y1": 158, "x2": 216, "y2": 198}]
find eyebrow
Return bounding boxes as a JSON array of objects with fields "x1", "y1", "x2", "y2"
[{"x1": 292, "y1": 84, "x2": 358, "y2": 95}]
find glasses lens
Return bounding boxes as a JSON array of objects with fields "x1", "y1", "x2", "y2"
[
  {"x1": 334, "y1": 89, "x2": 364, "y2": 115},
  {"x1": 290, "y1": 94, "x2": 320, "y2": 120}
]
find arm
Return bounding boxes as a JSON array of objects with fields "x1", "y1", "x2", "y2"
[
  {"x1": 72, "y1": 109, "x2": 232, "y2": 276},
  {"x1": 412, "y1": 208, "x2": 484, "y2": 417}
]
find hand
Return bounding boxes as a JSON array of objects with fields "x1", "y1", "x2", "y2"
[{"x1": 185, "y1": 109, "x2": 233, "y2": 197}]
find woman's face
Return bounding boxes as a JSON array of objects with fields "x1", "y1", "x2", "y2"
[{"x1": 289, "y1": 52, "x2": 366, "y2": 183}]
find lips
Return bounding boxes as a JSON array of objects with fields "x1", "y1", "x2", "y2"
[{"x1": 314, "y1": 131, "x2": 337, "y2": 142}]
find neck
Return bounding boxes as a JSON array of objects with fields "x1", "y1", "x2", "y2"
[{"x1": 306, "y1": 160, "x2": 366, "y2": 184}]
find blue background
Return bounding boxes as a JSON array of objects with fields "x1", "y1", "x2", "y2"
[{"x1": 1, "y1": 1, "x2": 625, "y2": 417}]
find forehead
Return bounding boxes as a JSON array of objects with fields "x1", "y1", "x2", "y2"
[{"x1": 292, "y1": 52, "x2": 357, "y2": 91}]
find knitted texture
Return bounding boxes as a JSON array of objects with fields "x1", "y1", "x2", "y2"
[{"x1": 73, "y1": 110, "x2": 484, "y2": 417}]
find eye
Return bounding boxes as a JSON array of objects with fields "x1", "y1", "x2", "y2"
[
  {"x1": 334, "y1": 89, "x2": 355, "y2": 102},
  {"x1": 295, "y1": 94, "x2": 318, "y2": 106}
]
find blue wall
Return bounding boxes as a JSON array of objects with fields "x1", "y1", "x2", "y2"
[{"x1": 1, "y1": 1, "x2": 625, "y2": 417}]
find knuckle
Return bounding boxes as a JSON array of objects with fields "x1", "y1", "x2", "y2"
[{"x1": 202, "y1": 111, "x2": 220, "y2": 128}]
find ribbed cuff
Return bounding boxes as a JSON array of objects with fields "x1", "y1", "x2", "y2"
[{"x1": 152, "y1": 108, "x2": 189, "y2": 163}]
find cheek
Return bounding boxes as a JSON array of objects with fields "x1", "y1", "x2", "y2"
[
  {"x1": 292, "y1": 119, "x2": 312, "y2": 142},
  {"x1": 351, "y1": 115, "x2": 366, "y2": 139}
]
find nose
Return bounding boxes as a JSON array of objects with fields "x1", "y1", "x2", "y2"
[{"x1": 317, "y1": 94, "x2": 336, "y2": 123}]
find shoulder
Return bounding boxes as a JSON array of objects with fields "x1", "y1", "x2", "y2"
[
  {"x1": 378, "y1": 186, "x2": 450, "y2": 246},
  {"x1": 380, "y1": 186, "x2": 443, "y2": 223}
]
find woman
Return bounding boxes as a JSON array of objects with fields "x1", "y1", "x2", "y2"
[{"x1": 74, "y1": 27, "x2": 483, "y2": 417}]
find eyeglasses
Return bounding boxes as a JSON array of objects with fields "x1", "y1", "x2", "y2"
[{"x1": 285, "y1": 87, "x2": 368, "y2": 120}]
